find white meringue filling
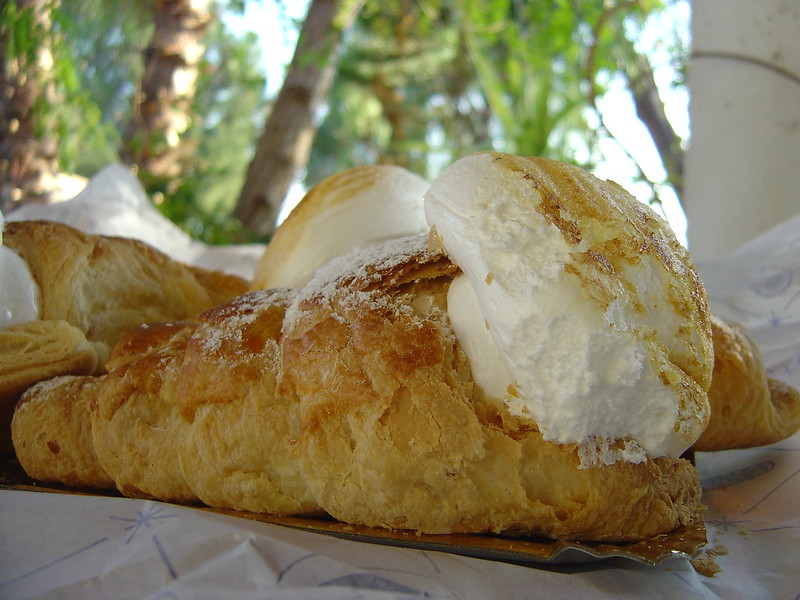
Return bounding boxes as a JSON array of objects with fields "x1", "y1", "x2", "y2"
[
  {"x1": 426, "y1": 154, "x2": 703, "y2": 465},
  {"x1": 446, "y1": 274, "x2": 513, "y2": 399},
  {"x1": 1, "y1": 213, "x2": 41, "y2": 329}
]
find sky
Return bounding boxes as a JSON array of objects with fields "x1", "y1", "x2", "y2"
[
  {"x1": 593, "y1": 0, "x2": 691, "y2": 244},
  {"x1": 226, "y1": 0, "x2": 692, "y2": 243}
]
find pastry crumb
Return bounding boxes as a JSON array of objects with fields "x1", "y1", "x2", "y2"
[
  {"x1": 707, "y1": 544, "x2": 728, "y2": 557},
  {"x1": 691, "y1": 551, "x2": 722, "y2": 577}
]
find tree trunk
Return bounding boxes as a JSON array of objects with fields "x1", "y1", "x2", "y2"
[
  {"x1": 121, "y1": 0, "x2": 212, "y2": 184},
  {"x1": 624, "y1": 53, "x2": 684, "y2": 199},
  {"x1": 0, "y1": 0, "x2": 60, "y2": 212},
  {"x1": 234, "y1": 0, "x2": 366, "y2": 236}
]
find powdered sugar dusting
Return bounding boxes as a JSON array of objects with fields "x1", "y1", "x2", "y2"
[
  {"x1": 196, "y1": 289, "x2": 296, "y2": 368},
  {"x1": 284, "y1": 235, "x2": 428, "y2": 332}
]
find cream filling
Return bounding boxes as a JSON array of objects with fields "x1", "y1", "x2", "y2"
[
  {"x1": 446, "y1": 274, "x2": 512, "y2": 399},
  {"x1": 428, "y1": 157, "x2": 697, "y2": 465},
  {"x1": 1, "y1": 213, "x2": 41, "y2": 329}
]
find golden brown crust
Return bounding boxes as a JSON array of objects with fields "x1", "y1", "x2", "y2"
[
  {"x1": 280, "y1": 237, "x2": 704, "y2": 541},
  {"x1": 693, "y1": 316, "x2": 800, "y2": 451},
  {"x1": 11, "y1": 375, "x2": 113, "y2": 489},
  {"x1": 91, "y1": 321, "x2": 198, "y2": 502},
  {"x1": 177, "y1": 289, "x2": 320, "y2": 515},
  {"x1": 10, "y1": 290, "x2": 320, "y2": 513},
  {"x1": 105, "y1": 321, "x2": 192, "y2": 372}
]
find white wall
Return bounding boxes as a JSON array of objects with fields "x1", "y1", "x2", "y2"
[{"x1": 684, "y1": 0, "x2": 800, "y2": 262}]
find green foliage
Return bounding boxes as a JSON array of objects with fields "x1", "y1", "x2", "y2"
[
  {"x1": 309, "y1": 0, "x2": 673, "y2": 190},
  {"x1": 49, "y1": 1, "x2": 151, "y2": 174},
  {"x1": 308, "y1": 0, "x2": 492, "y2": 182},
  {"x1": 9, "y1": 0, "x2": 685, "y2": 240},
  {"x1": 1, "y1": 0, "x2": 43, "y2": 64},
  {"x1": 1, "y1": 0, "x2": 120, "y2": 173},
  {"x1": 313, "y1": 0, "x2": 690, "y2": 213},
  {"x1": 30, "y1": 0, "x2": 270, "y2": 244},
  {"x1": 457, "y1": 0, "x2": 660, "y2": 165}
]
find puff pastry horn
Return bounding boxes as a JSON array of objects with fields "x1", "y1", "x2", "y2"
[
  {"x1": 279, "y1": 236, "x2": 705, "y2": 541},
  {"x1": 693, "y1": 315, "x2": 800, "y2": 451}
]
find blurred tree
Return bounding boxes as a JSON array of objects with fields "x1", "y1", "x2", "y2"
[
  {"x1": 158, "y1": 20, "x2": 270, "y2": 243},
  {"x1": 308, "y1": 0, "x2": 491, "y2": 183},
  {"x1": 0, "y1": 0, "x2": 61, "y2": 210},
  {"x1": 56, "y1": 0, "x2": 147, "y2": 176},
  {"x1": 233, "y1": 0, "x2": 366, "y2": 235},
  {"x1": 120, "y1": 0, "x2": 213, "y2": 188},
  {"x1": 458, "y1": 0, "x2": 595, "y2": 159},
  {"x1": 304, "y1": 0, "x2": 683, "y2": 221},
  {"x1": 2, "y1": 0, "x2": 688, "y2": 240},
  {"x1": 581, "y1": 0, "x2": 685, "y2": 204},
  {"x1": 1, "y1": 0, "x2": 269, "y2": 242}
]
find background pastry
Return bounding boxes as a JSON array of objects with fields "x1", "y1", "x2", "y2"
[
  {"x1": 252, "y1": 164, "x2": 429, "y2": 290},
  {"x1": 0, "y1": 320, "x2": 103, "y2": 453},
  {"x1": 3, "y1": 220, "x2": 248, "y2": 358},
  {"x1": 694, "y1": 315, "x2": 800, "y2": 450},
  {"x1": 0, "y1": 220, "x2": 249, "y2": 452}
]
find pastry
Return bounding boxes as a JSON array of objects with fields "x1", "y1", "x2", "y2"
[
  {"x1": 8, "y1": 322, "x2": 191, "y2": 494},
  {"x1": 11, "y1": 374, "x2": 113, "y2": 489},
  {"x1": 279, "y1": 153, "x2": 712, "y2": 540},
  {"x1": 0, "y1": 320, "x2": 103, "y2": 453},
  {"x1": 279, "y1": 235, "x2": 704, "y2": 541},
  {"x1": 3, "y1": 220, "x2": 248, "y2": 358},
  {"x1": 693, "y1": 315, "x2": 800, "y2": 450},
  {"x1": 10, "y1": 291, "x2": 319, "y2": 515},
  {"x1": 90, "y1": 321, "x2": 198, "y2": 502},
  {"x1": 177, "y1": 289, "x2": 320, "y2": 515},
  {"x1": 12, "y1": 153, "x2": 798, "y2": 545},
  {"x1": 252, "y1": 165, "x2": 429, "y2": 290}
]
